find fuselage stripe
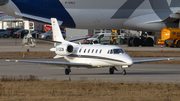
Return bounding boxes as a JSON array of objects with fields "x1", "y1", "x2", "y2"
[{"x1": 67, "y1": 54, "x2": 126, "y2": 63}]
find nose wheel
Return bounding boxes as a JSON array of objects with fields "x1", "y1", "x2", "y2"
[
  {"x1": 65, "y1": 67, "x2": 71, "y2": 75},
  {"x1": 122, "y1": 69, "x2": 126, "y2": 75}
]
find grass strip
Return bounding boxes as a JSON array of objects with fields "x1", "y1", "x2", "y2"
[{"x1": 0, "y1": 80, "x2": 180, "y2": 101}]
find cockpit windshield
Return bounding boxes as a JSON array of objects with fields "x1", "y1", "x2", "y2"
[
  {"x1": 92, "y1": 35, "x2": 99, "y2": 38},
  {"x1": 113, "y1": 49, "x2": 125, "y2": 54}
]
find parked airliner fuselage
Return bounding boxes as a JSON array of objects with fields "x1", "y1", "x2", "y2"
[{"x1": 1, "y1": 0, "x2": 180, "y2": 32}]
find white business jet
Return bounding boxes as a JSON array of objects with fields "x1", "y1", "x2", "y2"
[{"x1": 6, "y1": 18, "x2": 173, "y2": 75}]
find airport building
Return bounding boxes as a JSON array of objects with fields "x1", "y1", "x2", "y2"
[{"x1": 0, "y1": 15, "x2": 44, "y2": 31}]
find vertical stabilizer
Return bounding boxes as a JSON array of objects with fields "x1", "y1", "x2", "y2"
[{"x1": 51, "y1": 18, "x2": 65, "y2": 43}]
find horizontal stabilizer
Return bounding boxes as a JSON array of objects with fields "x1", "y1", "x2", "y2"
[
  {"x1": 53, "y1": 55, "x2": 63, "y2": 59},
  {"x1": 35, "y1": 38, "x2": 62, "y2": 44},
  {"x1": 67, "y1": 36, "x2": 90, "y2": 42}
]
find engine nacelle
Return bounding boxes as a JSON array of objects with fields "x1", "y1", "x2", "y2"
[{"x1": 55, "y1": 44, "x2": 74, "y2": 56}]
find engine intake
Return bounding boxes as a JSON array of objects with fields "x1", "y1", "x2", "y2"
[
  {"x1": 0, "y1": 0, "x2": 9, "y2": 6},
  {"x1": 55, "y1": 44, "x2": 74, "y2": 56},
  {"x1": 67, "y1": 45, "x2": 73, "y2": 53}
]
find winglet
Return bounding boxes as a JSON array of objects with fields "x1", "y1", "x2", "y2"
[{"x1": 51, "y1": 18, "x2": 66, "y2": 43}]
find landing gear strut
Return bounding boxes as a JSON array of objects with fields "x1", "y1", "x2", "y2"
[
  {"x1": 109, "y1": 66, "x2": 118, "y2": 74},
  {"x1": 109, "y1": 67, "x2": 114, "y2": 74},
  {"x1": 65, "y1": 66, "x2": 71, "y2": 75}
]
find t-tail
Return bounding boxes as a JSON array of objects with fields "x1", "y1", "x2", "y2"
[{"x1": 51, "y1": 18, "x2": 66, "y2": 43}]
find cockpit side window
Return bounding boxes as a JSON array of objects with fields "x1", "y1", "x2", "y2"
[
  {"x1": 79, "y1": 49, "x2": 82, "y2": 53},
  {"x1": 113, "y1": 49, "x2": 125, "y2": 54},
  {"x1": 107, "y1": 50, "x2": 109, "y2": 54},
  {"x1": 110, "y1": 50, "x2": 113, "y2": 54}
]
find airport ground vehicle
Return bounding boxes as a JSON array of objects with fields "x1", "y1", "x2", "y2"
[
  {"x1": 30, "y1": 30, "x2": 46, "y2": 38},
  {"x1": 83, "y1": 35, "x2": 93, "y2": 43},
  {"x1": 86, "y1": 29, "x2": 138, "y2": 44},
  {"x1": 86, "y1": 33, "x2": 112, "y2": 44},
  {"x1": 39, "y1": 30, "x2": 66, "y2": 40},
  {"x1": 157, "y1": 28, "x2": 180, "y2": 48},
  {"x1": 13, "y1": 29, "x2": 29, "y2": 38},
  {"x1": 0, "y1": 29, "x2": 9, "y2": 38},
  {"x1": 6, "y1": 28, "x2": 21, "y2": 37},
  {"x1": 39, "y1": 30, "x2": 53, "y2": 39}
]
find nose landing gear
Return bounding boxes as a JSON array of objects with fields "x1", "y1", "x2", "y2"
[{"x1": 122, "y1": 69, "x2": 126, "y2": 75}]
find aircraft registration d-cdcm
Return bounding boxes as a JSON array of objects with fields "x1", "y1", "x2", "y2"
[
  {"x1": 1, "y1": 0, "x2": 180, "y2": 32},
  {"x1": 6, "y1": 18, "x2": 174, "y2": 75}
]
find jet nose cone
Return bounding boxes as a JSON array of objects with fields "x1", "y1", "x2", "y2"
[
  {"x1": 127, "y1": 58, "x2": 133, "y2": 65},
  {"x1": 0, "y1": 0, "x2": 9, "y2": 6}
]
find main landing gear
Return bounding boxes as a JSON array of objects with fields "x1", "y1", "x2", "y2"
[
  {"x1": 65, "y1": 66, "x2": 71, "y2": 75},
  {"x1": 109, "y1": 66, "x2": 126, "y2": 75}
]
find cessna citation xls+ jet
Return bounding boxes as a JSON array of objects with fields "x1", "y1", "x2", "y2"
[{"x1": 6, "y1": 18, "x2": 173, "y2": 75}]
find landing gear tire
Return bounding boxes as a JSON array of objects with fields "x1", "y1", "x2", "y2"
[
  {"x1": 132, "y1": 37, "x2": 140, "y2": 47},
  {"x1": 109, "y1": 67, "x2": 114, "y2": 74},
  {"x1": 145, "y1": 37, "x2": 154, "y2": 47},
  {"x1": 127, "y1": 37, "x2": 133, "y2": 47},
  {"x1": 122, "y1": 70, "x2": 126, "y2": 75},
  {"x1": 65, "y1": 67, "x2": 71, "y2": 75},
  {"x1": 140, "y1": 37, "x2": 146, "y2": 47},
  {"x1": 65, "y1": 69, "x2": 69, "y2": 75}
]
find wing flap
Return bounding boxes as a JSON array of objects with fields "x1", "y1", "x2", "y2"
[
  {"x1": 6, "y1": 60, "x2": 92, "y2": 67},
  {"x1": 133, "y1": 58, "x2": 174, "y2": 64}
]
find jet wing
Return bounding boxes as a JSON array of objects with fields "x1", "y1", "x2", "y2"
[
  {"x1": 163, "y1": 10, "x2": 180, "y2": 25},
  {"x1": 15, "y1": 12, "x2": 63, "y2": 25},
  {"x1": 6, "y1": 60, "x2": 92, "y2": 67},
  {"x1": 133, "y1": 58, "x2": 174, "y2": 64}
]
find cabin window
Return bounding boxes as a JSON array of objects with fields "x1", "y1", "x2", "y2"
[
  {"x1": 84, "y1": 49, "x2": 86, "y2": 53},
  {"x1": 88, "y1": 49, "x2": 90, "y2": 53},
  {"x1": 79, "y1": 49, "x2": 82, "y2": 53},
  {"x1": 96, "y1": 49, "x2": 98, "y2": 53},
  {"x1": 99, "y1": 49, "x2": 102, "y2": 53},
  {"x1": 92, "y1": 49, "x2": 94, "y2": 53}
]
